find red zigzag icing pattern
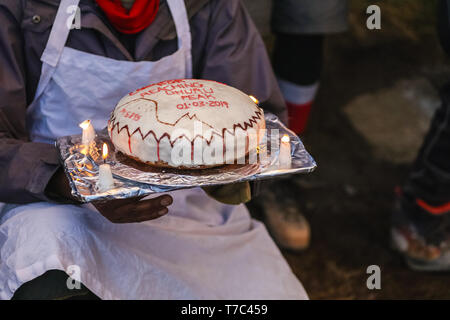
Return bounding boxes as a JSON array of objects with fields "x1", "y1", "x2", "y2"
[{"x1": 108, "y1": 100, "x2": 264, "y2": 162}]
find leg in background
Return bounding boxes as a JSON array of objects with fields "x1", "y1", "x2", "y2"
[
  {"x1": 392, "y1": 84, "x2": 450, "y2": 270},
  {"x1": 272, "y1": 33, "x2": 323, "y2": 135}
]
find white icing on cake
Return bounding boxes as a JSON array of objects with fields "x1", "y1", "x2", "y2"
[{"x1": 108, "y1": 79, "x2": 265, "y2": 168}]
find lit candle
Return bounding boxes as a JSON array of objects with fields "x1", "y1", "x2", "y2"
[
  {"x1": 79, "y1": 120, "x2": 96, "y2": 146},
  {"x1": 249, "y1": 95, "x2": 259, "y2": 105},
  {"x1": 279, "y1": 134, "x2": 292, "y2": 168},
  {"x1": 97, "y1": 143, "x2": 114, "y2": 192}
]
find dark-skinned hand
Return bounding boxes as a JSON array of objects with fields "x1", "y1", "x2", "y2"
[
  {"x1": 46, "y1": 168, "x2": 173, "y2": 223},
  {"x1": 92, "y1": 195, "x2": 173, "y2": 223}
]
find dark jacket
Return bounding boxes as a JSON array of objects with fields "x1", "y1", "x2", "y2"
[{"x1": 0, "y1": 0, "x2": 286, "y2": 204}]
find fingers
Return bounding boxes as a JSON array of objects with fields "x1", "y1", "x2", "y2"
[
  {"x1": 138, "y1": 195, "x2": 173, "y2": 211},
  {"x1": 115, "y1": 207, "x2": 169, "y2": 224},
  {"x1": 107, "y1": 195, "x2": 172, "y2": 223},
  {"x1": 94, "y1": 194, "x2": 173, "y2": 223},
  {"x1": 114, "y1": 195, "x2": 173, "y2": 216}
]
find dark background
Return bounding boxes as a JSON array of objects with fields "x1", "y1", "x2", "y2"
[{"x1": 244, "y1": 0, "x2": 450, "y2": 299}]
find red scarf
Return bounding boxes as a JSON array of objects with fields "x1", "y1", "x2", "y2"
[{"x1": 95, "y1": 0, "x2": 159, "y2": 34}]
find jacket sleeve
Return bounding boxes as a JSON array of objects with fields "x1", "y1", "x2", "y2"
[
  {"x1": 0, "y1": 2, "x2": 61, "y2": 204},
  {"x1": 196, "y1": 0, "x2": 287, "y2": 123}
]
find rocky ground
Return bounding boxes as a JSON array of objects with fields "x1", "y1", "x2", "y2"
[{"x1": 245, "y1": 0, "x2": 450, "y2": 299}]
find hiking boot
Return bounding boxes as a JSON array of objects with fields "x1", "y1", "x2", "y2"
[
  {"x1": 391, "y1": 190, "x2": 450, "y2": 271},
  {"x1": 261, "y1": 190, "x2": 310, "y2": 251}
]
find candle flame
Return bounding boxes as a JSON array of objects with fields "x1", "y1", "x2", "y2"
[
  {"x1": 249, "y1": 95, "x2": 259, "y2": 105},
  {"x1": 79, "y1": 120, "x2": 91, "y2": 130},
  {"x1": 80, "y1": 146, "x2": 88, "y2": 155},
  {"x1": 102, "y1": 143, "x2": 108, "y2": 160},
  {"x1": 281, "y1": 134, "x2": 290, "y2": 143}
]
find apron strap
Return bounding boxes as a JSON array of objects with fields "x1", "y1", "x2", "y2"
[
  {"x1": 41, "y1": 0, "x2": 81, "y2": 67},
  {"x1": 167, "y1": 0, "x2": 193, "y2": 78},
  {"x1": 41, "y1": 0, "x2": 192, "y2": 75}
]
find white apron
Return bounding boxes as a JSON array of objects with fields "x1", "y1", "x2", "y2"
[{"x1": 0, "y1": 0, "x2": 307, "y2": 299}]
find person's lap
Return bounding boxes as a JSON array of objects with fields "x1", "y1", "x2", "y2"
[{"x1": 0, "y1": 188, "x2": 307, "y2": 300}]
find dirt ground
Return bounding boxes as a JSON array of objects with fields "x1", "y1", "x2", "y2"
[{"x1": 247, "y1": 0, "x2": 450, "y2": 299}]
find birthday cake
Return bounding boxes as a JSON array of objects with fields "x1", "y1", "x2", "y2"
[{"x1": 108, "y1": 79, "x2": 265, "y2": 168}]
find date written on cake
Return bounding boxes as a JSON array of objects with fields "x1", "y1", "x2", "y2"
[
  {"x1": 180, "y1": 304, "x2": 268, "y2": 318},
  {"x1": 177, "y1": 100, "x2": 229, "y2": 109}
]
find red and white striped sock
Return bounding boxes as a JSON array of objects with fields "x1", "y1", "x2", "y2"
[{"x1": 277, "y1": 78, "x2": 319, "y2": 135}]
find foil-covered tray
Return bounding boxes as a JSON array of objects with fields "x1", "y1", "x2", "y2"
[{"x1": 56, "y1": 113, "x2": 316, "y2": 202}]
